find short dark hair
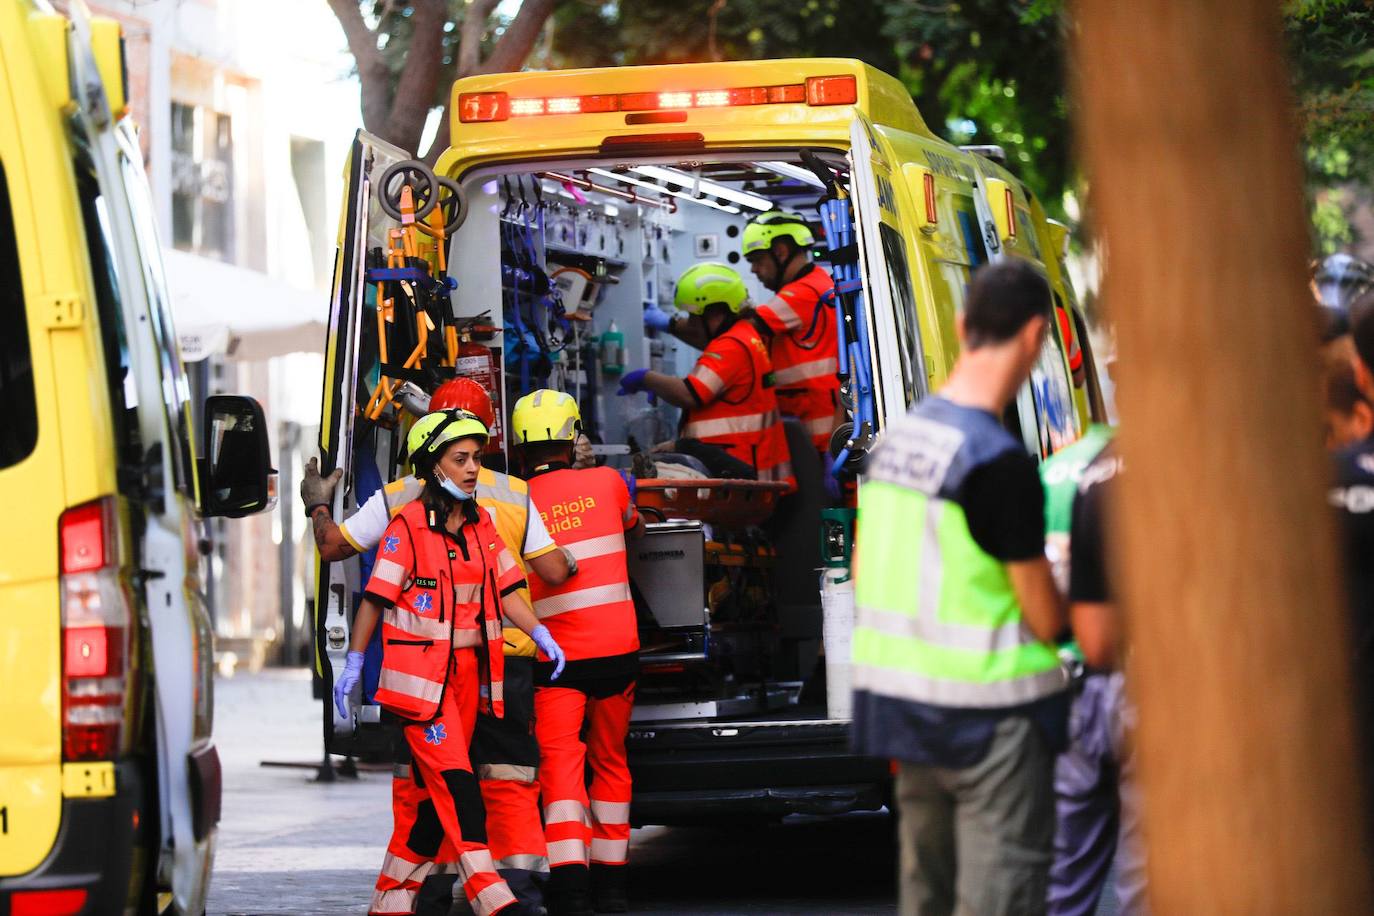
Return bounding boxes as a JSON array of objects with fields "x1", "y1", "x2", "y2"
[
  {"x1": 1354, "y1": 301, "x2": 1374, "y2": 374},
  {"x1": 963, "y1": 260, "x2": 1052, "y2": 348}
]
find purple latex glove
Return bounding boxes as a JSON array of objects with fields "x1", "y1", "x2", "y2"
[
  {"x1": 617, "y1": 368, "x2": 649, "y2": 396},
  {"x1": 531, "y1": 625, "x2": 566, "y2": 680},
  {"x1": 644, "y1": 307, "x2": 673, "y2": 332},
  {"x1": 617, "y1": 469, "x2": 637, "y2": 501},
  {"x1": 333, "y1": 649, "x2": 365, "y2": 719}
]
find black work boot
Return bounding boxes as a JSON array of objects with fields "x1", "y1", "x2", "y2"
[
  {"x1": 546, "y1": 864, "x2": 594, "y2": 916},
  {"x1": 590, "y1": 864, "x2": 628, "y2": 913}
]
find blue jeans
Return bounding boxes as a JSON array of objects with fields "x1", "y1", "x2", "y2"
[{"x1": 1047, "y1": 672, "x2": 1147, "y2": 916}]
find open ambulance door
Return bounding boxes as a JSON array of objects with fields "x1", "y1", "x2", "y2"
[
  {"x1": 845, "y1": 115, "x2": 933, "y2": 431},
  {"x1": 965, "y1": 154, "x2": 1082, "y2": 456},
  {"x1": 315, "y1": 131, "x2": 412, "y2": 746}
]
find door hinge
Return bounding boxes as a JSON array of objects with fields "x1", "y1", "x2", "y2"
[{"x1": 45, "y1": 294, "x2": 84, "y2": 329}]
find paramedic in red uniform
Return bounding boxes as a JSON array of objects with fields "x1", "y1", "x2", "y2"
[
  {"x1": 742, "y1": 210, "x2": 842, "y2": 454},
  {"x1": 621, "y1": 262, "x2": 796, "y2": 489},
  {"x1": 509, "y1": 389, "x2": 643, "y2": 916},
  {"x1": 332, "y1": 409, "x2": 567, "y2": 916},
  {"x1": 306, "y1": 380, "x2": 574, "y2": 916}
]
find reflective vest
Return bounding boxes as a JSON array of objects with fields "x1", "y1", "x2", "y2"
[
  {"x1": 681, "y1": 319, "x2": 796, "y2": 489},
  {"x1": 383, "y1": 468, "x2": 544, "y2": 657},
  {"x1": 754, "y1": 264, "x2": 840, "y2": 393},
  {"x1": 365, "y1": 499, "x2": 526, "y2": 721},
  {"x1": 527, "y1": 467, "x2": 639, "y2": 663},
  {"x1": 852, "y1": 397, "x2": 1067, "y2": 712}
]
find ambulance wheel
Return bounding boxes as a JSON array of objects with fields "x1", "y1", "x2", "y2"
[
  {"x1": 378, "y1": 159, "x2": 439, "y2": 222},
  {"x1": 434, "y1": 175, "x2": 468, "y2": 235}
]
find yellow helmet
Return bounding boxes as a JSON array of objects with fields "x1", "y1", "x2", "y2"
[
  {"x1": 673, "y1": 262, "x2": 748, "y2": 315},
  {"x1": 741, "y1": 210, "x2": 815, "y2": 255},
  {"x1": 511, "y1": 389, "x2": 581, "y2": 444},
  {"x1": 407, "y1": 409, "x2": 488, "y2": 472}
]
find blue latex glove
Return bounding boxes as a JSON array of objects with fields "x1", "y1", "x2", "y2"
[
  {"x1": 644, "y1": 307, "x2": 673, "y2": 332},
  {"x1": 617, "y1": 368, "x2": 649, "y2": 396},
  {"x1": 333, "y1": 649, "x2": 365, "y2": 719},
  {"x1": 531, "y1": 625, "x2": 566, "y2": 680},
  {"x1": 617, "y1": 469, "x2": 637, "y2": 500},
  {"x1": 823, "y1": 470, "x2": 842, "y2": 501}
]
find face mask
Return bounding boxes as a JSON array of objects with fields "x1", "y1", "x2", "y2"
[{"x1": 434, "y1": 471, "x2": 472, "y2": 501}]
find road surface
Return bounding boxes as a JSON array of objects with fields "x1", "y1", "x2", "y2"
[{"x1": 207, "y1": 668, "x2": 897, "y2": 915}]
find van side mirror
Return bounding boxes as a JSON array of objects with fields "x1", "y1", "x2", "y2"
[{"x1": 200, "y1": 395, "x2": 277, "y2": 518}]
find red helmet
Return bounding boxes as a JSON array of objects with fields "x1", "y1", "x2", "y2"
[{"x1": 430, "y1": 378, "x2": 495, "y2": 430}]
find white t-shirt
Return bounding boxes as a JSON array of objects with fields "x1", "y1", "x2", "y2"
[{"x1": 339, "y1": 473, "x2": 555, "y2": 560}]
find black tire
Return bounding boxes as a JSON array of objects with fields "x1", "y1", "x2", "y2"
[{"x1": 378, "y1": 159, "x2": 439, "y2": 222}]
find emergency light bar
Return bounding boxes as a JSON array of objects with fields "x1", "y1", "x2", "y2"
[{"x1": 459, "y1": 75, "x2": 858, "y2": 123}]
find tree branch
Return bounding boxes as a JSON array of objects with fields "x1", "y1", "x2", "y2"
[
  {"x1": 459, "y1": 0, "x2": 502, "y2": 76},
  {"x1": 383, "y1": 0, "x2": 451, "y2": 152},
  {"x1": 327, "y1": 0, "x2": 389, "y2": 134},
  {"x1": 478, "y1": 0, "x2": 559, "y2": 75}
]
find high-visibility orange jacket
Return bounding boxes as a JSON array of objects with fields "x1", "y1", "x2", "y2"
[
  {"x1": 365, "y1": 499, "x2": 526, "y2": 721},
  {"x1": 754, "y1": 264, "x2": 839, "y2": 393},
  {"x1": 527, "y1": 467, "x2": 640, "y2": 669},
  {"x1": 682, "y1": 319, "x2": 795, "y2": 490}
]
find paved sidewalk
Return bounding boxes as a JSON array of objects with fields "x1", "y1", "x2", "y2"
[{"x1": 206, "y1": 668, "x2": 896, "y2": 915}]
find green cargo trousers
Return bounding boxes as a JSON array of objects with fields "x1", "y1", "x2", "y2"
[{"x1": 895, "y1": 715, "x2": 1056, "y2": 916}]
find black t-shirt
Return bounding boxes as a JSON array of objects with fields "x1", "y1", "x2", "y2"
[
  {"x1": 1333, "y1": 439, "x2": 1374, "y2": 667},
  {"x1": 959, "y1": 451, "x2": 1045, "y2": 562},
  {"x1": 1069, "y1": 444, "x2": 1122, "y2": 604}
]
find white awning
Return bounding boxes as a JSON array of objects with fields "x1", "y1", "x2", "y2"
[{"x1": 164, "y1": 248, "x2": 327, "y2": 361}]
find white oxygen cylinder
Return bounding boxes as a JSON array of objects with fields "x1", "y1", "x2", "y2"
[{"x1": 821, "y1": 568, "x2": 856, "y2": 719}]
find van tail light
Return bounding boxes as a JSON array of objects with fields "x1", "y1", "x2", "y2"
[
  {"x1": 805, "y1": 75, "x2": 858, "y2": 106},
  {"x1": 11, "y1": 888, "x2": 89, "y2": 916},
  {"x1": 59, "y1": 497, "x2": 132, "y2": 761}
]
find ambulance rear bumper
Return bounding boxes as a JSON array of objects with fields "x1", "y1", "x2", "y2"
[{"x1": 626, "y1": 718, "x2": 890, "y2": 825}]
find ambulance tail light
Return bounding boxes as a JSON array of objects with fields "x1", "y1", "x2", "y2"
[
  {"x1": 805, "y1": 75, "x2": 857, "y2": 106},
  {"x1": 460, "y1": 75, "x2": 857, "y2": 122},
  {"x1": 59, "y1": 497, "x2": 132, "y2": 761}
]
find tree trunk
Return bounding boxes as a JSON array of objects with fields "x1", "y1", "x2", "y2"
[{"x1": 1071, "y1": 1, "x2": 1372, "y2": 911}]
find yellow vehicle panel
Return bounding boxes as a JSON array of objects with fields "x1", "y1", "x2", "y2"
[
  {"x1": 439, "y1": 58, "x2": 931, "y2": 178},
  {"x1": 0, "y1": 3, "x2": 122, "y2": 876}
]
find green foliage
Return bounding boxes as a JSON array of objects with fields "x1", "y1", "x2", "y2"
[
  {"x1": 879, "y1": 1, "x2": 1071, "y2": 220},
  {"x1": 550, "y1": 0, "x2": 898, "y2": 73}
]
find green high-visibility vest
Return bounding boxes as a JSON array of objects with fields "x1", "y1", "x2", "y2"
[{"x1": 853, "y1": 398, "x2": 1066, "y2": 709}]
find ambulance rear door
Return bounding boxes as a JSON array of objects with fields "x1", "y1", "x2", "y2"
[
  {"x1": 845, "y1": 114, "x2": 935, "y2": 427},
  {"x1": 966, "y1": 155, "x2": 1082, "y2": 455},
  {"x1": 315, "y1": 130, "x2": 412, "y2": 742}
]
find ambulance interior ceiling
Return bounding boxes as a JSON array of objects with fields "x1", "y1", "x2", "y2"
[{"x1": 447, "y1": 154, "x2": 844, "y2": 460}]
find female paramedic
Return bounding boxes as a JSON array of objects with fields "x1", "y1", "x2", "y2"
[{"x1": 337, "y1": 408, "x2": 566, "y2": 916}]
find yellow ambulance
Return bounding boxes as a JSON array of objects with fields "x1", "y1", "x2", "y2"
[
  {"x1": 0, "y1": 3, "x2": 273, "y2": 913},
  {"x1": 317, "y1": 58, "x2": 1102, "y2": 823}
]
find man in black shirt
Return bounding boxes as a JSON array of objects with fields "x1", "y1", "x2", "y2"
[
  {"x1": 1065, "y1": 445, "x2": 1149, "y2": 914},
  {"x1": 1333, "y1": 307, "x2": 1374, "y2": 816}
]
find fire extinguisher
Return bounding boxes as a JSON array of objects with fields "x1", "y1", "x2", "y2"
[{"x1": 455, "y1": 332, "x2": 504, "y2": 454}]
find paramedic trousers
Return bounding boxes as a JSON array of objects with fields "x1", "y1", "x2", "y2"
[
  {"x1": 895, "y1": 715, "x2": 1056, "y2": 916},
  {"x1": 535, "y1": 677, "x2": 636, "y2": 871},
  {"x1": 1048, "y1": 672, "x2": 1147, "y2": 916},
  {"x1": 777, "y1": 386, "x2": 842, "y2": 454},
  {"x1": 369, "y1": 649, "x2": 517, "y2": 916},
  {"x1": 472, "y1": 657, "x2": 548, "y2": 906}
]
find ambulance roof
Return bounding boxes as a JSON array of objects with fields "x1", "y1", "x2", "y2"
[{"x1": 440, "y1": 58, "x2": 932, "y2": 172}]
